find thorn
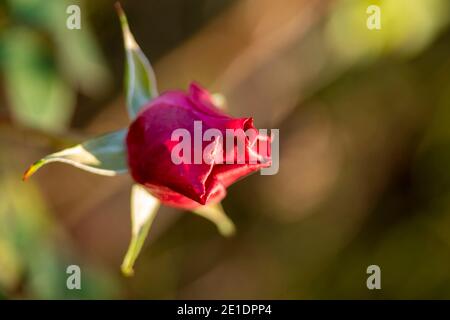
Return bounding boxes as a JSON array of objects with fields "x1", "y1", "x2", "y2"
[
  {"x1": 22, "y1": 168, "x2": 31, "y2": 181},
  {"x1": 114, "y1": 1, "x2": 138, "y2": 50},
  {"x1": 121, "y1": 256, "x2": 136, "y2": 277},
  {"x1": 114, "y1": 2, "x2": 124, "y2": 15},
  {"x1": 121, "y1": 264, "x2": 135, "y2": 277},
  {"x1": 22, "y1": 160, "x2": 41, "y2": 181}
]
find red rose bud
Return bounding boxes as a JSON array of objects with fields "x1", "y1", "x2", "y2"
[{"x1": 126, "y1": 82, "x2": 272, "y2": 209}]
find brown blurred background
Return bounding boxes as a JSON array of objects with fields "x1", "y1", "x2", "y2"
[{"x1": 1, "y1": 0, "x2": 450, "y2": 299}]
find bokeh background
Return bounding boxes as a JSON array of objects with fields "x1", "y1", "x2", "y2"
[{"x1": 1, "y1": 0, "x2": 450, "y2": 299}]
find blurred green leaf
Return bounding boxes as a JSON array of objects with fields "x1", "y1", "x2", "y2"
[
  {"x1": 23, "y1": 129, "x2": 128, "y2": 180},
  {"x1": 326, "y1": 0, "x2": 450, "y2": 63},
  {"x1": 121, "y1": 184, "x2": 160, "y2": 277},
  {"x1": 1, "y1": 28, "x2": 74, "y2": 132},
  {"x1": 0, "y1": 173, "x2": 119, "y2": 299},
  {"x1": 46, "y1": 0, "x2": 110, "y2": 96},
  {"x1": 116, "y1": 3, "x2": 158, "y2": 119},
  {"x1": 0, "y1": 239, "x2": 22, "y2": 293},
  {"x1": 6, "y1": 0, "x2": 110, "y2": 96}
]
